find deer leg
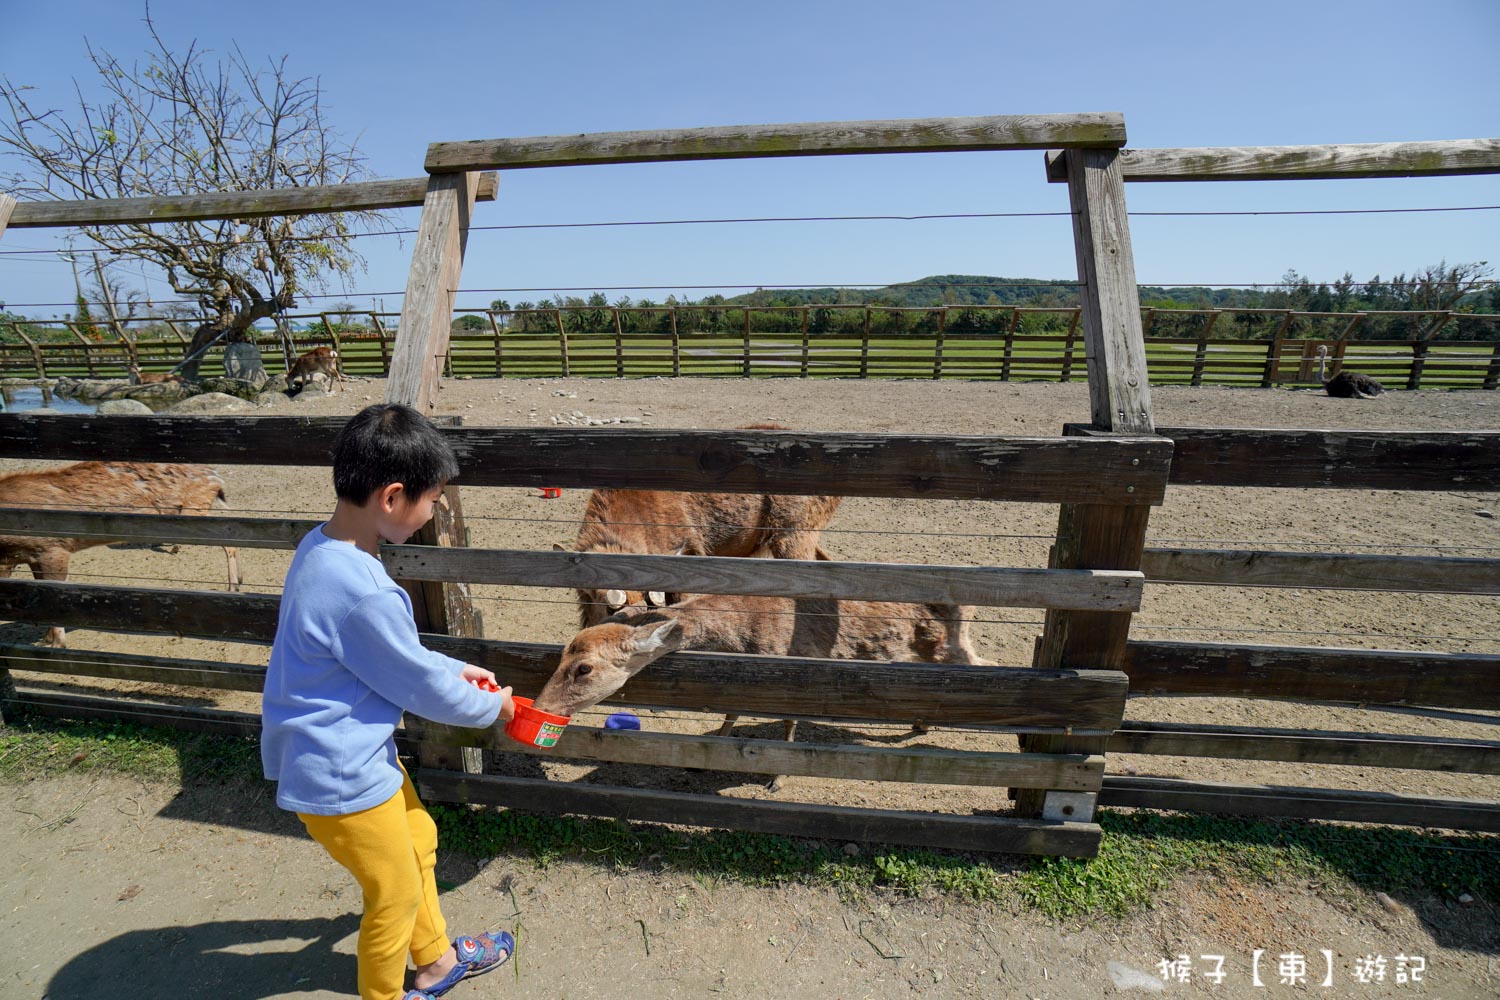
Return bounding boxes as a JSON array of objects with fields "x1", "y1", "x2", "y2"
[
  {"x1": 716, "y1": 714, "x2": 739, "y2": 737},
  {"x1": 30, "y1": 552, "x2": 69, "y2": 647},
  {"x1": 223, "y1": 545, "x2": 242, "y2": 592}
]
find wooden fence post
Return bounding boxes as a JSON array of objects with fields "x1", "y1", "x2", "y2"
[
  {"x1": 554, "y1": 310, "x2": 570, "y2": 377},
  {"x1": 0, "y1": 194, "x2": 15, "y2": 241},
  {"x1": 65, "y1": 323, "x2": 99, "y2": 378},
  {"x1": 999, "y1": 307, "x2": 1022, "y2": 381},
  {"x1": 1190, "y1": 311, "x2": 1219, "y2": 386},
  {"x1": 1018, "y1": 147, "x2": 1153, "y2": 822},
  {"x1": 10, "y1": 324, "x2": 46, "y2": 378},
  {"x1": 487, "y1": 311, "x2": 505, "y2": 378},
  {"x1": 670, "y1": 308, "x2": 682, "y2": 377},
  {"x1": 388, "y1": 170, "x2": 486, "y2": 773},
  {"x1": 742, "y1": 307, "x2": 752, "y2": 377},
  {"x1": 613, "y1": 308, "x2": 626, "y2": 377},
  {"x1": 1059, "y1": 308, "x2": 1081, "y2": 382},
  {"x1": 1484, "y1": 341, "x2": 1500, "y2": 391},
  {"x1": 370, "y1": 313, "x2": 393, "y2": 375},
  {"x1": 1408, "y1": 311, "x2": 1452, "y2": 389},
  {"x1": 932, "y1": 309, "x2": 947, "y2": 379},
  {"x1": 1261, "y1": 310, "x2": 1295, "y2": 387},
  {"x1": 859, "y1": 307, "x2": 871, "y2": 378},
  {"x1": 799, "y1": 307, "x2": 810, "y2": 378}
]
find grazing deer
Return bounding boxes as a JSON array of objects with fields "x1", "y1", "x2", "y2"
[
  {"x1": 560, "y1": 425, "x2": 842, "y2": 626},
  {"x1": 0, "y1": 462, "x2": 242, "y2": 646},
  {"x1": 533, "y1": 592, "x2": 988, "y2": 782},
  {"x1": 286, "y1": 346, "x2": 344, "y2": 392},
  {"x1": 126, "y1": 364, "x2": 183, "y2": 385}
]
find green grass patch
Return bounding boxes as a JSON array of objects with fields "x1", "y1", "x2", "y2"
[{"x1": 4, "y1": 716, "x2": 1495, "y2": 918}]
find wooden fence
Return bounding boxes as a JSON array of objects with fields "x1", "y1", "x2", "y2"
[
  {"x1": 6, "y1": 306, "x2": 1499, "y2": 390},
  {"x1": 2, "y1": 119, "x2": 1499, "y2": 854}
]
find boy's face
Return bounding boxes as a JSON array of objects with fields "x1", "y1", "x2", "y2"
[{"x1": 375, "y1": 482, "x2": 446, "y2": 544}]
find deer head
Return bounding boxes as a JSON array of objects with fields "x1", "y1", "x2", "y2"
[
  {"x1": 532, "y1": 615, "x2": 684, "y2": 717},
  {"x1": 554, "y1": 541, "x2": 682, "y2": 622}
]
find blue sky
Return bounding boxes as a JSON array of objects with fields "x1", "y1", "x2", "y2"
[{"x1": 1, "y1": 0, "x2": 1497, "y2": 318}]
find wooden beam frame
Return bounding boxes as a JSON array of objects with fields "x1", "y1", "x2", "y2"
[
  {"x1": 1046, "y1": 138, "x2": 1500, "y2": 183},
  {"x1": 1142, "y1": 547, "x2": 1500, "y2": 595},
  {"x1": 5, "y1": 174, "x2": 498, "y2": 229},
  {"x1": 426, "y1": 113, "x2": 1127, "y2": 172}
]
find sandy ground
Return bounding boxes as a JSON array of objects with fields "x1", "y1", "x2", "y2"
[{"x1": 2, "y1": 376, "x2": 1499, "y2": 997}]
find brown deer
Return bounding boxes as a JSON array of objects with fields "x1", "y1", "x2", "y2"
[
  {"x1": 533, "y1": 591, "x2": 988, "y2": 786},
  {"x1": 0, "y1": 462, "x2": 242, "y2": 646},
  {"x1": 286, "y1": 346, "x2": 344, "y2": 392},
  {"x1": 126, "y1": 364, "x2": 183, "y2": 385},
  {"x1": 559, "y1": 425, "x2": 842, "y2": 626}
]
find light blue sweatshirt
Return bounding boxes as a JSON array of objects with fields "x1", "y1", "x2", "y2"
[{"x1": 261, "y1": 525, "x2": 501, "y2": 815}]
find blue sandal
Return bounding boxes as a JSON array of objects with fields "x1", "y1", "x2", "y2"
[{"x1": 418, "y1": 930, "x2": 515, "y2": 997}]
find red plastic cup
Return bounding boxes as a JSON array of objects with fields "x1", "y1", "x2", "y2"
[{"x1": 504, "y1": 696, "x2": 571, "y2": 749}]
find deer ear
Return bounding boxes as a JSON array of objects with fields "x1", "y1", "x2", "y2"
[
  {"x1": 631, "y1": 618, "x2": 682, "y2": 655},
  {"x1": 672, "y1": 540, "x2": 689, "y2": 556},
  {"x1": 552, "y1": 542, "x2": 568, "y2": 552}
]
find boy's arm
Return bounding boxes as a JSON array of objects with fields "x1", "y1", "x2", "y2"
[{"x1": 333, "y1": 589, "x2": 503, "y2": 729}]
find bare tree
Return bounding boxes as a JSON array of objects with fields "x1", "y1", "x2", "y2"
[{"x1": 0, "y1": 9, "x2": 379, "y2": 378}]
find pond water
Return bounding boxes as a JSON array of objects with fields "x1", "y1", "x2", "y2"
[{"x1": 1, "y1": 386, "x2": 101, "y2": 414}]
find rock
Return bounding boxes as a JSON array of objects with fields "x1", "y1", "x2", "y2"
[
  {"x1": 1476, "y1": 509, "x2": 1495, "y2": 519},
  {"x1": 71, "y1": 379, "x2": 131, "y2": 401},
  {"x1": 97, "y1": 398, "x2": 154, "y2": 415},
  {"x1": 223, "y1": 342, "x2": 269, "y2": 388},
  {"x1": 254, "y1": 391, "x2": 291, "y2": 407},
  {"x1": 618, "y1": 415, "x2": 643, "y2": 424},
  {"x1": 119, "y1": 382, "x2": 194, "y2": 406},
  {"x1": 1106, "y1": 962, "x2": 1165, "y2": 992},
  {"x1": 842, "y1": 842, "x2": 860, "y2": 857},
  {"x1": 164, "y1": 391, "x2": 250, "y2": 414},
  {"x1": 262, "y1": 374, "x2": 290, "y2": 393},
  {"x1": 292, "y1": 384, "x2": 328, "y2": 402},
  {"x1": 1458, "y1": 892, "x2": 1475, "y2": 905},
  {"x1": 194, "y1": 376, "x2": 262, "y2": 401}
]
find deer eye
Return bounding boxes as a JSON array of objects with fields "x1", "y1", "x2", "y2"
[{"x1": 574, "y1": 663, "x2": 593, "y2": 678}]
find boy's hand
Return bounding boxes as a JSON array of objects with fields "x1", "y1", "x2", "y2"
[
  {"x1": 461, "y1": 665, "x2": 514, "y2": 721},
  {"x1": 495, "y1": 686, "x2": 515, "y2": 723}
]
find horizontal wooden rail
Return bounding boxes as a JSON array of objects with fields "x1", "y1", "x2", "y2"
[
  {"x1": 417, "y1": 720, "x2": 1103, "y2": 790},
  {"x1": 1109, "y1": 720, "x2": 1500, "y2": 774},
  {"x1": 0, "y1": 508, "x2": 319, "y2": 550},
  {"x1": 1046, "y1": 138, "x2": 1500, "y2": 182},
  {"x1": 380, "y1": 546, "x2": 1145, "y2": 611},
  {"x1": 9, "y1": 689, "x2": 267, "y2": 740},
  {"x1": 0, "y1": 578, "x2": 1127, "y2": 731},
  {"x1": 7, "y1": 174, "x2": 499, "y2": 228},
  {"x1": 0, "y1": 642, "x2": 264, "y2": 691},
  {"x1": 0, "y1": 415, "x2": 1173, "y2": 504},
  {"x1": 426, "y1": 113, "x2": 1126, "y2": 172},
  {"x1": 1141, "y1": 547, "x2": 1500, "y2": 595},
  {"x1": 1123, "y1": 639, "x2": 1500, "y2": 710},
  {"x1": 1155, "y1": 427, "x2": 1500, "y2": 490},
  {"x1": 1098, "y1": 776, "x2": 1500, "y2": 833},
  {"x1": 420, "y1": 770, "x2": 1101, "y2": 856}
]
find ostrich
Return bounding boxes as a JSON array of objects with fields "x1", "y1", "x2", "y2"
[{"x1": 1317, "y1": 346, "x2": 1385, "y2": 399}]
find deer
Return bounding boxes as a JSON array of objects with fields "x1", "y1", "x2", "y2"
[
  {"x1": 532, "y1": 591, "x2": 989, "y2": 789},
  {"x1": 286, "y1": 346, "x2": 344, "y2": 392},
  {"x1": 0, "y1": 462, "x2": 242, "y2": 646},
  {"x1": 125, "y1": 364, "x2": 183, "y2": 385},
  {"x1": 557, "y1": 425, "x2": 842, "y2": 626}
]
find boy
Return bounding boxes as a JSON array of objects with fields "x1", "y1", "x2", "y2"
[{"x1": 262, "y1": 403, "x2": 516, "y2": 1000}]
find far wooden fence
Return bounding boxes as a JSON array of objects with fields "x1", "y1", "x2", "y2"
[{"x1": 6, "y1": 306, "x2": 1498, "y2": 390}]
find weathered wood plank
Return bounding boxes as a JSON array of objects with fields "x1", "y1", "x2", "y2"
[
  {"x1": 0, "y1": 416, "x2": 1173, "y2": 504},
  {"x1": 0, "y1": 578, "x2": 278, "y2": 642},
  {"x1": 0, "y1": 642, "x2": 264, "y2": 691},
  {"x1": 417, "y1": 720, "x2": 1104, "y2": 790},
  {"x1": 10, "y1": 689, "x2": 266, "y2": 739},
  {"x1": 1142, "y1": 547, "x2": 1500, "y2": 595},
  {"x1": 1123, "y1": 640, "x2": 1500, "y2": 710},
  {"x1": 1098, "y1": 776, "x2": 1500, "y2": 833},
  {"x1": 426, "y1": 114, "x2": 1126, "y2": 172},
  {"x1": 0, "y1": 508, "x2": 318, "y2": 550},
  {"x1": 1108, "y1": 721, "x2": 1500, "y2": 774},
  {"x1": 1046, "y1": 138, "x2": 1500, "y2": 183},
  {"x1": 0, "y1": 579, "x2": 1127, "y2": 730},
  {"x1": 380, "y1": 547, "x2": 1145, "y2": 611},
  {"x1": 0, "y1": 193, "x2": 16, "y2": 240},
  {"x1": 419, "y1": 770, "x2": 1102, "y2": 856},
  {"x1": 1157, "y1": 427, "x2": 1500, "y2": 490},
  {"x1": 6, "y1": 174, "x2": 498, "y2": 228}
]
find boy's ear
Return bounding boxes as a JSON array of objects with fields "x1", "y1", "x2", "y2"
[{"x1": 376, "y1": 482, "x2": 405, "y2": 511}]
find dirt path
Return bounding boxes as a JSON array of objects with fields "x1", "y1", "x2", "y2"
[{"x1": 3, "y1": 773, "x2": 1496, "y2": 999}]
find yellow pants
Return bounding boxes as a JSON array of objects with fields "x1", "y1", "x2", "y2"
[{"x1": 300, "y1": 770, "x2": 449, "y2": 1000}]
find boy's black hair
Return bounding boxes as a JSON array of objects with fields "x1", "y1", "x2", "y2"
[{"x1": 331, "y1": 404, "x2": 460, "y2": 504}]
